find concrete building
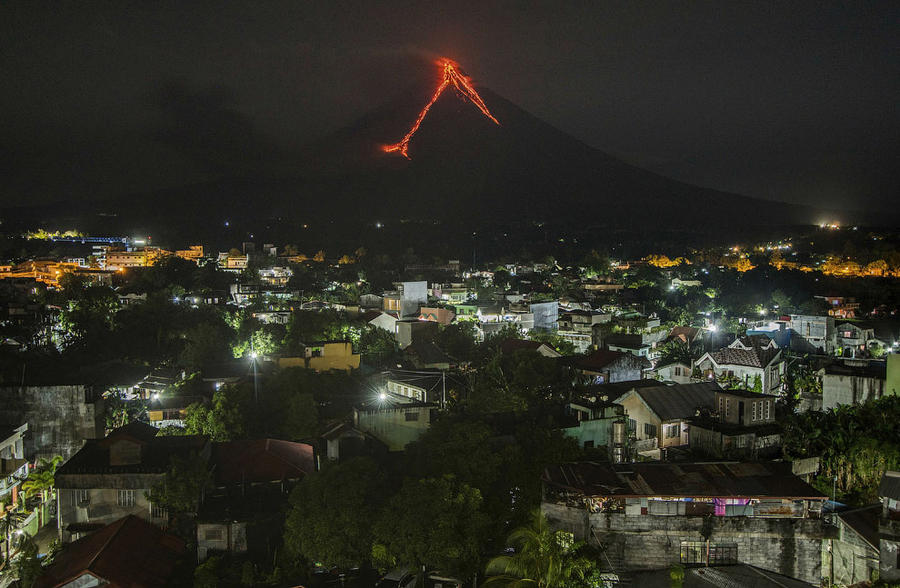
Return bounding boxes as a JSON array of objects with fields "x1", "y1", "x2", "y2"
[
  {"x1": 564, "y1": 350, "x2": 650, "y2": 385},
  {"x1": 789, "y1": 314, "x2": 836, "y2": 354},
  {"x1": 0, "y1": 385, "x2": 105, "y2": 461},
  {"x1": 820, "y1": 359, "x2": 887, "y2": 410},
  {"x1": 557, "y1": 310, "x2": 610, "y2": 353},
  {"x1": 828, "y1": 505, "x2": 881, "y2": 586},
  {"x1": 613, "y1": 382, "x2": 719, "y2": 455},
  {"x1": 542, "y1": 461, "x2": 828, "y2": 584},
  {"x1": 55, "y1": 422, "x2": 210, "y2": 542},
  {"x1": 353, "y1": 397, "x2": 436, "y2": 452},
  {"x1": 278, "y1": 341, "x2": 360, "y2": 372},
  {"x1": 689, "y1": 389, "x2": 781, "y2": 459}
]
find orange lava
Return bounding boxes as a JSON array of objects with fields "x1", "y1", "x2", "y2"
[{"x1": 383, "y1": 59, "x2": 499, "y2": 158}]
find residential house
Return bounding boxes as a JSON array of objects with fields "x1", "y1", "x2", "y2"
[
  {"x1": 557, "y1": 310, "x2": 610, "y2": 353},
  {"x1": 652, "y1": 360, "x2": 693, "y2": 384},
  {"x1": 499, "y1": 338, "x2": 562, "y2": 358},
  {"x1": 363, "y1": 309, "x2": 399, "y2": 334},
  {"x1": 696, "y1": 345, "x2": 784, "y2": 394},
  {"x1": 385, "y1": 370, "x2": 447, "y2": 404},
  {"x1": 0, "y1": 423, "x2": 28, "y2": 501},
  {"x1": 880, "y1": 471, "x2": 900, "y2": 582},
  {"x1": 821, "y1": 296, "x2": 860, "y2": 319},
  {"x1": 35, "y1": 515, "x2": 186, "y2": 588},
  {"x1": 605, "y1": 334, "x2": 652, "y2": 361},
  {"x1": 403, "y1": 340, "x2": 455, "y2": 370},
  {"x1": 430, "y1": 283, "x2": 470, "y2": 305},
  {"x1": 418, "y1": 306, "x2": 456, "y2": 325},
  {"x1": 836, "y1": 322, "x2": 882, "y2": 357},
  {"x1": 396, "y1": 319, "x2": 438, "y2": 349},
  {"x1": 667, "y1": 326, "x2": 702, "y2": 345},
  {"x1": 542, "y1": 461, "x2": 828, "y2": 584},
  {"x1": 55, "y1": 422, "x2": 210, "y2": 542},
  {"x1": 196, "y1": 439, "x2": 315, "y2": 562},
  {"x1": 820, "y1": 359, "x2": 887, "y2": 410},
  {"x1": 789, "y1": 314, "x2": 836, "y2": 354},
  {"x1": 320, "y1": 422, "x2": 386, "y2": 462},
  {"x1": 353, "y1": 396, "x2": 436, "y2": 451},
  {"x1": 147, "y1": 395, "x2": 205, "y2": 429},
  {"x1": 278, "y1": 341, "x2": 360, "y2": 372},
  {"x1": 559, "y1": 399, "x2": 627, "y2": 455},
  {"x1": 563, "y1": 350, "x2": 650, "y2": 385},
  {"x1": 689, "y1": 389, "x2": 781, "y2": 459},
  {"x1": 613, "y1": 382, "x2": 719, "y2": 455}
]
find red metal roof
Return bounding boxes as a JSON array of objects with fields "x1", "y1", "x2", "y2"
[
  {"x1": 212, "y1": 439, "x2": 315, "y2": 485},
  {"x1": 36, "y1": 515, "x2": 185, "y2": 588}
]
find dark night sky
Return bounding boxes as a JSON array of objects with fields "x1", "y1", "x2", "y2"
[{"x1": 1, "y1": 1, "x2": 898, "y2": 212}]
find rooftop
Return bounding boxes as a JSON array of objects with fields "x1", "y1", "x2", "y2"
[
  {"x1": 211, "y1": 439, "x2": 315, "y2": 485},
  {"x1": 543, "y1": 461, "x2": 826, "y2": 500},
  {"x1": 707, "y1": 347, "x2": 780, "y2": 369},
  {"x1": 35, "y1": 515, "x2": 185, "y2": 588},
  {"x1": 823, "y1": 360, "x2": 886, "y2": 379},
  {"x1": 618, "y1": 382, "x2": 720, "y2": 421}
]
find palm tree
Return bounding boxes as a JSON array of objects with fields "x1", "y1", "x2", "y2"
[{"x1": 484, "y1": 510, "x2": 595, "y2": 588}]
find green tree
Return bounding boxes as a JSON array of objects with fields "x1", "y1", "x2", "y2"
[
  {"x1": 12, "y1": 535, "x2": 42, "y2": 588},
  {"x1": 373, "y1": 476, "x2": 489, "y2": 579},
  {"x1": 359, "y1": 326, "x2": 398, "y2": 367},
  {"x1": 184, "y1": 385, "x2": 252, "y2": 441},
  {"x1": 146, "y1": 452, "x2": 211, "y2": 516},
  {"x1": 283, "y1": 457, "x2": 386, "y2": 569},
  {"x1": 484, "y1": 510, "x2": 597, "y2": 588}
]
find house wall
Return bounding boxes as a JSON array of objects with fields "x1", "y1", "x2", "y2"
[
  {"x1": 615, "y1": 395, "x2": 659, "y2": 443},
  {"x1": 658, "y1": 420, "x2": 688, "y2": 449},
  {"x1": 0, "y1": 385, "x2": 104, "y2": 460},
  {"x1": 354, "y1": 405, "x2": 433, "y2": 451},
  {"x1": 57, "y1": 484, "x2": 164, "y2": 542},
  {"x1": 562, "y1": 417, "x2": 615, "y2": 449},
  {"x1": 828, "y1": 520, "x2": 879, "y2": 586},
  {"x1": 656, "y1": 363, "x2": 692, "y2": 384},
  {"x1": 197, "y1": 521, "x2": 248, "y2": 562},
  {"x1": 822, "y1": 373, "x2": 886, "y2": 410},
  {"x1": 542, "y1": 503, "x2": 828, "y2": 585}
]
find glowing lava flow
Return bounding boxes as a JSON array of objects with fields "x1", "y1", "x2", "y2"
[{"x1": 383, "y1": 59, "x2": 499, "y2": 158}]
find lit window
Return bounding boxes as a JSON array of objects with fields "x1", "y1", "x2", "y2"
[{"x1": 75, "y1": 489, "x2": 90, "y2": 504}]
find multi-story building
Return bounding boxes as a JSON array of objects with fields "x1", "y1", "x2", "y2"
[
  {"x1": 789, "y1": 314, "x2": 836, "y2": 354},
  {"x1": 689, "y1": 388, "x2": 781, "y2": 459},
  {"x1": 542, "y1": 461, "x2": 828, "y2": 584},
  {"x1": 55, "y1": 422, "x2": 210, "y2": 542}
]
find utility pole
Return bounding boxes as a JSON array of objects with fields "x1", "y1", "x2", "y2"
[
  {"x1": 251, "y1": 341, "x2": 259, "y2": 405},
  {"x1": 441, "y1": 370, "x2": 446, "y2": 410}
]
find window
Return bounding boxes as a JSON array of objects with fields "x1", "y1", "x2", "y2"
[
  {"x1": 665, "y1": 424, "x2": 680, "y2": 439},
  {"x1": 75, "y1": 489, "x2": 90, "y2": 504},
  {"x1": 681, "y1": 541, "x2": 738, "y2": 565},
  {"x1": 204, "y1": 528, "x2": 224, "y2": 541},
  {"x1": 764, "y1": 400, "x2": 771, "y2": 420},
  {"x1": 644, "y1": 423, "x2": 657, "y2": 438},
  {"x1": 583, "y1": 440, "x2": 594, "y2": 449},
  {"x1": 725, "y1": 399, "x2": 730, "y2": 418},
  {"x1": 628, "y1": 418, "x2": 636, "y2": 433},
  {"x1": 117, "y1": 489, "x2": 135, "y2": 507},
  {"x1": 674, "y1": 367, "x2": 683, "y2": 376},
  {"x1": 751, "y1": 402, "x2": 757, "y2": 422},
  {"x1": 404, "y1": 411, "x2": 419, "y2": 422},
  {"x1": 151, "y1": 503, "x2": 167, "y2": 519}
]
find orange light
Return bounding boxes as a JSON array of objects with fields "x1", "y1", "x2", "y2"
[{"x1": 383, "y1": 59, "x2": 499, "y2": 158}]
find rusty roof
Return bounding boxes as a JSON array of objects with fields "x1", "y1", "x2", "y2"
[{"x1": 543, "y1": 461, "x2": 826, "y2": 500}]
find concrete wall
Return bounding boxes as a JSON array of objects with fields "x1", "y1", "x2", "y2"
[
  {"x1": 828, "y1": 517, "x2": 879, "y2": 586},
  {"x1": 354, "y1": 405, "x2": 433, "y2": 451},
  {"x1": 198, "y1": 521, "x2": 248, "y2": 562},
  {"x1": 823, "y1": 373, "x2": 886, "y2": 410},
  {"x1": 0, "y1": 385, "x2": 104, "y2": 460},
  {"x1": 542, "y1": 503, "x2": 829, "y2": 585}
]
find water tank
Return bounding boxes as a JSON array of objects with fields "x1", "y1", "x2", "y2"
[{"x1": 612, "y1": 420, "x2": 627, "y2": 445}]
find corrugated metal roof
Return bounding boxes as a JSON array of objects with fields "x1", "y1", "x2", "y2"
[{"x1": 880, "y1": 471, "x2": 900, "y2": 500}]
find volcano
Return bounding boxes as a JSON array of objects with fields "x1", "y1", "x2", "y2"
[{"x1": 293, "y1": 59, "x2": 826, "y2": 227}]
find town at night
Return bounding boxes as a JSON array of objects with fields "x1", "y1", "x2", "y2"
[{"x1": 1, "y1": 2, "x2": 899, "y2": 587}]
